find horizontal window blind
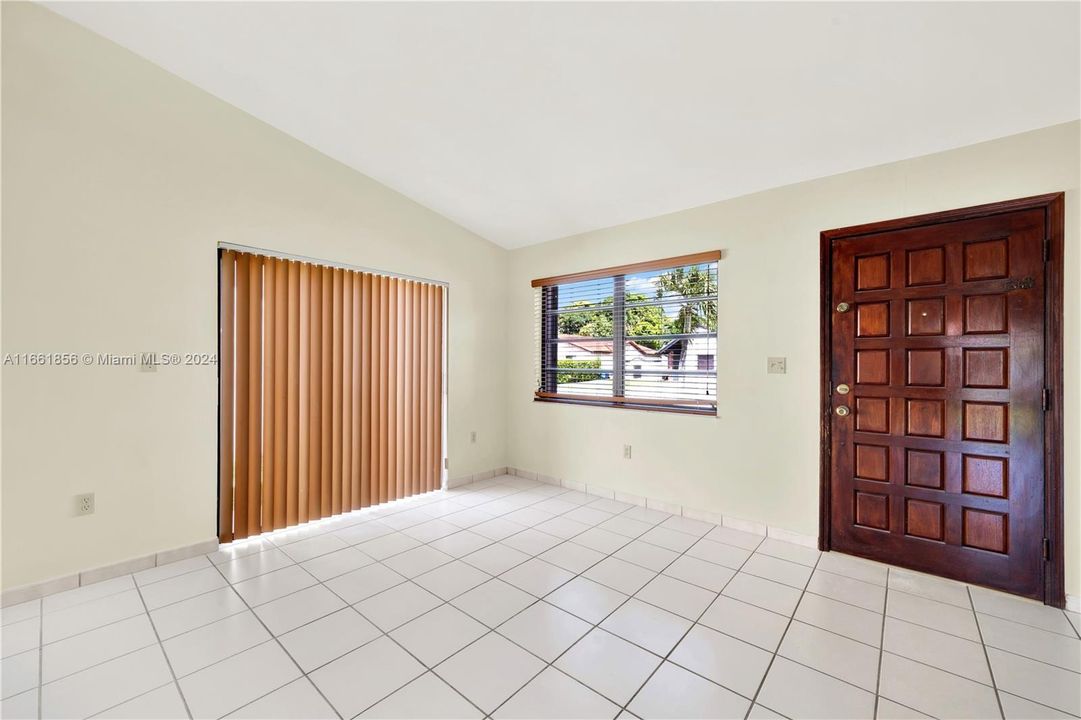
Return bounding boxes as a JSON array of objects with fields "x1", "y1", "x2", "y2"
[
  {"x1": 533, "y1": 252, "x2": 719, "y2": 414},
  {"x1": 219, "y1": 250, "x2": 444, "y2": 542}
]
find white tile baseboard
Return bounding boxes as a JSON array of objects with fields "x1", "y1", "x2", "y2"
[
  {"x1": 505, "y1": 466, "x2": 816, "y2": 545},
  {"x1": 448, "y1": 466, "x2": 509, "y2": 488},
  {"x1": 682, "y1": 506, "x2": 723, "y2": 526},
  {"x1": 506, "y1": 466, "x2": 1077, "y2": 607},
  {"x1": 1, "y1": 537, "x2": 218, "y2": 608},
  {"x1": 767, "y1": 525, "x2": 819, "y2": 549},
  {"x1": 562, "y1": 479, "x2": 587, "y2": 493},
  {"x1": 723, "y1": 515, "x2": 769, "y2": 536},
  {"x1": 613, "y1": 491, "x2": 647, "y2": 507}
]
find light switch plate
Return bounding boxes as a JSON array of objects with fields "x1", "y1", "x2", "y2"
[{"x1": 767, "y1": 357, "x2": 787, "y2": 374}]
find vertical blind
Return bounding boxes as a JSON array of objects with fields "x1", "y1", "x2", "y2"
[
  {"x1": 532, "y1": 251, "x2": 719, "y2": 414},
  {"x1": 218, "y1": 249, "x2": 445, "y2": 543}
]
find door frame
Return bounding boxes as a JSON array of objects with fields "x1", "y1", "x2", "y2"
[{"x1": 818, "y1": 193, "x2": 1066, "y2": 607}]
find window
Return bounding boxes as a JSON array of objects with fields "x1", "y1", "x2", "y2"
[{"x1": 533, "y1": 252, "x2": 719, "y2": 415}]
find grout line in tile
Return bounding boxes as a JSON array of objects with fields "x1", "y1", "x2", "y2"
[
  {"x1": 224, "y1": 677, "x2": 326, "y2": 720},
  {"x1": 489, "y1": 498, "x2": 771, "y2": 715},
  {"x1": 36, "y1": 597, "x2": 43, "y2": 720},
  {"x1": 973, "y1": 605, "x2": 1081, "y2": 640},
  {"x1": 417, "y1": 485, "x2": 695, "y2": 714},
  {"x1": 884, "y1": 587, "x2": 999, "y2": 644},
  {"x1": 876, "y1": 649, "x2": 1009, "y2": 706},
  {"x1": 400, "y1": 484, "x2": 938, "y2": 709},
  {"x1": 802, "y1": 586, "x2": 886, "y2": 616},
  {"x1": 996, "y1": 689, "x2": 1079, "y2": 718},
  {"x1": 754, "y1": 702, "x2": 792, "y2": 720},
  {"x1": 787, "y1": 615, "x2": 880, "y2": 652},
  {"x1": 742, "y1": 550, "x2": 824, "y2": 719},
  {"x1": 205, "y1": 560, "x2": 346, "y2": 720},
  {"x1": 37, "y1": 583, "x2": 137, "y2": 618},
  {"x1": 133, "y1": 574, "x2": 194, "y2": 720},
  {"x1": 618, "y1": 523, "x2": 758, "y2": 718},
  {"x1": 984, "y1": 643, "x2": 1081, "y2": 675},
  {"x1": 312, "y1": 567, "x2": 488, "y2": 719},
  {"x1": 38, "y1": 602, "x2": 158, "y2": 649},
  {"x1": 38, "y1": 636, "x2": 161, "y2": 686},
  {"x1": 85, "y1": 681, "x2": 177, "y2": 720},
  {"x1": 872, "y1": 567, "x2": 889, "y2": 720},
  {"x1": 487, "y1": 549, "x2": 666, "y2": 712}
]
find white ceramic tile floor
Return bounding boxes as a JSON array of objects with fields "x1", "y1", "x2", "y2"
[{"x1": 3, "y1": 474, "x2": 1078, "y2": 719}]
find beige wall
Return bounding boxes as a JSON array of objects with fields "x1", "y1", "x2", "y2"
[
  {"x1": 1, "y1": 4, "x2": 508, "y2": 590},
  {"x1": 506, "y1": 121, "x2": 1080, "y2": 596}
]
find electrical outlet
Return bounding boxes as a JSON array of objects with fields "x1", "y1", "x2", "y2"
[
  {"x1": 75, "y1": 493, "x2": 95, "y2": 516},
  {"x1": 767, "y1": 357, "x2": 787, "y2": 374},
  {"x1": 623, "y1": 444, "x2": 632, "y2": 460},
  {"x1": 470, "y1": 431, "x2": 477, "y2": 444}
]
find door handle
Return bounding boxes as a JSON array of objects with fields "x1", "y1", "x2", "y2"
[{"x1": 835, "y1": 405, "x2": 851, "y2": 417}]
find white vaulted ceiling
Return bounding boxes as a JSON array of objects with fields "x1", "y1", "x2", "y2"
[{"x1": 45, "y1": 2, "x2": 1081, "y2": 248}]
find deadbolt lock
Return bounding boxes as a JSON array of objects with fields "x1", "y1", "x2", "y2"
[
  {"x1": 835, "y1": 405, "x2": 851, "y2": 417},
  {"x1": 836, "y1": 302, "x2": 850, "y2": 313},
  {"x1": 836, "y1": 383, "x2": 851, "y2": 395}
]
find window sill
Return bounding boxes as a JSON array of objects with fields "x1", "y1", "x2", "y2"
[{"x1": 533, "y1": 394, "x2": 717, "y2": 417}]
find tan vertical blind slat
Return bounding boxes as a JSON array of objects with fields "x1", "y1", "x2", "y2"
[
  {"x1": 435, "y1": 286, "x2": 444, "y2": 491},
  {"x1": 399, "y1": 281, "x2": 410, "y2": 499},
  {"x1": 273, "y1": 259, "x2": 288, "y2": 531},
  {"x1": 424, "y1": 284, "x2": 433, "y2": 493},
  {"x1": 412, "y1": 282, "x2": 422, "y2": 496},
  {"x1": 218, "y1": 251, "x2": 235, "y2": 543},
  {"x1": 298, "y1": 263, "x2": 310, "y2": 524},
  {"x1": 342, "y1": 271, "x2": 354, "y2": 512},
  {"x1": 286, "y1": 261, "x2": 300, "y2": 527},
  {"x1": 376, "y1": 275, "x2": 387, "y2": 505},
  {"x1": 308, "y1": 266, "x2": 322, "y2": 519},
  {"x1": 417, "y1": 281, "x2": 425, "y2": 492},
  {"x1": 331, "y1": 268, "x2": 344, "y2": 516},
  {"x1": 220, "y1": 252, "x2": 443, "y2": 540},
  {"x1": 350, "y1": 275, "x2": 362, "y2": 510},
  {"x1": 320, "y1": 266, "x2": 332, "y2": 517},
  {"x1": 247, "y1": 256, "x2": 263, "y2": 537},
  {"x1": 234, "y1": 254, "x2": 250, "y2": 538},
  {"x1": 358, "y1": 272, "x2": 371, "y2": 508},
  {"x1": 399, "y1": 280, "x2": 408, "y2": 500},
  {"x1": 427, "y1": 285, "x2": 435, "y2": 493},
  {"x1": 262, "y1": 258, "x2": 277, "y2": 530},
  {"x1": 387, "y1": 277, "x2": 398, "y2": 501},
  {"x1": 360, "y1": 273, "x2": 372, "y2": 509}
]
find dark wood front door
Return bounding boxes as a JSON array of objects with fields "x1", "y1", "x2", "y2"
[{"x1": 821, "y1": 195, "x2": 1064, "y2": 605}]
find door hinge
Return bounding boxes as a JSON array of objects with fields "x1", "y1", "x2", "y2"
[
  {"x1": 443, "y1": 458, "x2": 449, "y2": 470},
  {"x1": 1044, "y1": 237, "x2": 1051, "y2": 262},
  {"x1": 1043, "y1": 538, "x2": 1051, "y2": 561},
  {"x1": 1042, "y1": 387, "x2": 1050, "y2": 412}
]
